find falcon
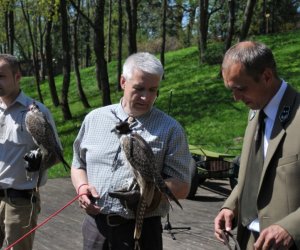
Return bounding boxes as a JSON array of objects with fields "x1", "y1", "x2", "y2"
[
  {"x1": 25, "y1": 102, "x2": 70, "y2": 172},
  {"x1": 111, "y1": 113, "x2": 182, "y2": 248}
]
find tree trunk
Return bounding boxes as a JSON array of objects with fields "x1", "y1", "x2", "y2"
[
  {"x1": 160, "y1": 0, "x2": 167, "y2": 77},
  {"x1": 224, "y1": 0, "x2": 236, "y2": 52},
  {"x1": 94, "y1": 0, "x2": 111, "y2": 106},
  {"x1": 84, "y1": 0, "x2": 91, "y2": 67},
  {"x1": 198, "y1": 0, "x2": 209, "y2": 63},
  {"x1": 117, "y1": 0, "x2": 123, "y2": 91},
  {"x1": 260, "y1": 0, "x2": 267, "y2": 34},
  {"x1": 125, "y1": 0, "x2": 138, "y2": 55},
  {"x1": 239, "y1": 0, "x2": 257, "y2": 41},
  {"x1": 107, "y1": 0, "x2": 112, "y2": 62},
  {"x1": 7, "y1": 8, "x2": 15, "y2": 55},
  {"x1": 38, "y1": 16, "x2": 46, "y2": 81},
  {"x1": 45, "y1": 14, "x2": 60, "y2": 107},
  {"x1": 20, "y1": 0, "x2": 43, "y2": 103},
  {"x1": 186, "y1": 4, "x2": 197, "y2": 47},
  {"x1": 73, "y1": 0, "x2": 91, "y2": 108},
  {"x1": 60, "y1": 0, "x2": 72, "y2": 120}
]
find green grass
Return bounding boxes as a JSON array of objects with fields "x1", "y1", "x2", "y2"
[{"x1": 21, "y1": 29, "x2": 300, "y2": 178}]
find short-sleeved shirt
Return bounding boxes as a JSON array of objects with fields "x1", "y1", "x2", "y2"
[
  {"x1": 72, "y1": 102, "x2": 194, "y2": 219},
  {"x1": 0, "y1": 91, "x2": 59, "y2": 189}
]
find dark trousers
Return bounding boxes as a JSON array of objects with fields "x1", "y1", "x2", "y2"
[{"x1": 82, "y1": 214, "x2": 163, "y2": 250}]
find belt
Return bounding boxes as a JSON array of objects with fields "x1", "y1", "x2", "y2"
[
  {"x1": 96, "y1": 213, "x2": 132, "y2": 227},
  {"x1": 0, "y1": 188, "x2": 35, "y2": 199}
]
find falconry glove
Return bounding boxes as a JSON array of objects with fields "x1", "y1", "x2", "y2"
[
  {"x1": 109, "y1": 182, "x2": 162, "y2": 213},
  {"x1": 24, "y1": 148, "x2": 42, "y2": 172}
]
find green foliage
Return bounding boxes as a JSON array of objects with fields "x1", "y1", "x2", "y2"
[{"x1": 20, "y1": 29, "x2": 300, "y2": 178}]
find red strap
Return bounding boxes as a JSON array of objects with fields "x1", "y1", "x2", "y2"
[
  {"x1": 77, "y1": 183, "x2": 88, "y2": 194},
  {"x1": 5, "y1": 193, "x2": 87, "y2": 250}
]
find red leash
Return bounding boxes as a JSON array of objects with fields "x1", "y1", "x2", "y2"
[{"x1": 5, "y1": 193, "x2": 85, "y2": 250}]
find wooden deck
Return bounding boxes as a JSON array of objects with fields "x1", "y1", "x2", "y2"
[{"x1": 32, "y1": 177, "x2": 237, "y2": 250}]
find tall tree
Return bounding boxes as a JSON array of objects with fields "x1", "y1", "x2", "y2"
[
  {"x1": 239, "y1": 0, "x2": 257, "y2": 41},
  {"x1": 85, "y1": 1, "x2": 91, "y2": 67},
  {"x1": 224, "y1": 0, "x2": 236, "y2": 51},
  {"x1": 59, "y1": 0, "x2": 72, "y2": 120},
  {"x1": 198, "y1": 0, "x2": 225, "y2": 63},
  {"x1": 160, "y1": 0, "x2": 167, "y2": 72},
  {"x1": 45, "y1": 2, "x2": 60, "y2": 107},
  {"x1": 5, "y1": 1, "x2": 15, "y2": 55},
  {"x1": 70, "y1": 0, "x2": 112, "y2": 106},
  {"x1": 184, "y1": 0, "x2": 197, "y2": 47},
  {"x1": 117, "y1": 0, "x2": 123, "y2": 91},
  {"x1": 125, "y1": 0, "x2": 138, "y2": 55},
  {"x1": 20, "y1": 0, "x2": 43, "y2": 103},
  {"x1": 198, "y1": 0, "x2": 209, "y2": 63},
  {"x1": 38, "y1": 16, "x2": 46, "y2": 81},
  {"x1": 94, "y1": 0, "x2": 111, "y2": 105},
  {"x1": 107, "y1": 0, "x2": 112, "y2": 62},
  {"x1": 72, "y1": 0, "x2": 91, "y2": 108}
]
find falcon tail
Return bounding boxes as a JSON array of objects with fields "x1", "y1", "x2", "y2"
[
  {"x1": 59, "y1": 155, "x2": 71, "y2": 172},
  {"x1": 56, "y1": 148, "x2": 70, "y2": 171},
  {"x1": 160, "y1": 186, "x2": 182, "y2": 210},
  {"x1": 134, "y1": 197, "x2": 147, "y2": 243}
]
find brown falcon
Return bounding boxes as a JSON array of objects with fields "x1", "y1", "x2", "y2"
[
  {"x1": 25, "y1": 102, "x2": 70, "y2": 172},
  {"x1": 111, "y1": 114, "x2": 182, "y2": 248}
]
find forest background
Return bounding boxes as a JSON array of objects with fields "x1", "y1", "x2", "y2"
[{"x1": 1, "y1": 0, "x2": 300, "y2": 177}]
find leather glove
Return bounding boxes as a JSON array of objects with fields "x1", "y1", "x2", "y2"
[
  {"x1": 108, "y1": 182, "x2": 140, "y2": 211},
  {"x1": 24, "y1": 148, "x2": 42, "y2": 172},
  {"x1": 108, "y1": 182, "x2": 162, "y2": 213}
]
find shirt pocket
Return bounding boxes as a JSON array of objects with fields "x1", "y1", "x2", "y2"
[
  {"x1": 277, "y1": 154, "x2": 299, "y2": 166},
  {"x1": 277, "y1": 154, "x2": 300, "y2": 211}
]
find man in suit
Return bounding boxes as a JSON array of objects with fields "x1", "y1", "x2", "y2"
[{"x1": 214, "y1": 41, "x2": 300, "y2": 249}]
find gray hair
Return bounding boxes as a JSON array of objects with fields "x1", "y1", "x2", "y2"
[
  {"x1": 222, "y1": 41, "x2": 278, "y2": 81},
  {"x1": 0, "y1": 54, "x2": 20, "y2": 75},
  {"x1": 122, "y1": 52, "x2": 164, "y2": 81}
]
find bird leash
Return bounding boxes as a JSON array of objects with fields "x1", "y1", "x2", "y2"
[
  {"x1": 221, "y1": 230, "x2": 241, "y2": 250},
  {"x1": 4, "y1": 193, "x2": 87, "y2": 250}
]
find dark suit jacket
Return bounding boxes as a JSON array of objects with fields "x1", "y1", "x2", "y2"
[{"x1": 223, "y1": 84, "x2": 300, "y2": 249}]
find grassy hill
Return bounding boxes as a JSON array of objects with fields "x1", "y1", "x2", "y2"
[{"x1": 21, "y1": 29, "x2": 300, "y2": 178}]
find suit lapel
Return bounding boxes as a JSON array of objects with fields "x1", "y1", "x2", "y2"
[
  {"x1": 258, "y1": 85, "x2": 297, "y2": 189},
  {"x1": 239, "y1": 110, "x2": 259, "y2": 187}
]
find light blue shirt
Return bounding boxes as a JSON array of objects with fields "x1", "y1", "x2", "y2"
[
  {"x1": 263, "y1": 80, "x2": 288, "y2": 156},
  {"x1": 0, "y1": 91, "x2": 59, "y2": 189},
  {"x1": 72, "y1": 102, "x2": 194, "y2": 218}
]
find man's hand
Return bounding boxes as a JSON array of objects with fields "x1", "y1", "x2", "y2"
[
  {"x1": 77, "y1": 184, "x2": 100, "y2": 215},
  {"x1": 254, "y1": 224, "x2": 294, "y2": 250},
  {"x1": 24, "y1": 148, "x2": 42, "y2": 172},
  {"x1": 214, "y1": 208, "x2": 235, "y2": 243}
]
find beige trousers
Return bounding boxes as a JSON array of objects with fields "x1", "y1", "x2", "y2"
[{"x1": 0, "y1": 191, "x2": 40, "y2": 250}]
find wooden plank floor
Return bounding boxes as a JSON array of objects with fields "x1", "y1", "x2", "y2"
[{"x1": 32, "y1": 177, "x2": 237, "y2": 250}]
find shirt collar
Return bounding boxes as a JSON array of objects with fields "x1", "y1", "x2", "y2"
[
  {"x1": 0, "y1": 90, "x2": 28, "y2": 110},
  {"x1": 14, "y1": 91, "x2": 29, "y2": 107},
  {"x1": 263, "y1": 80, "x2": 287, "y2": 122}
]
